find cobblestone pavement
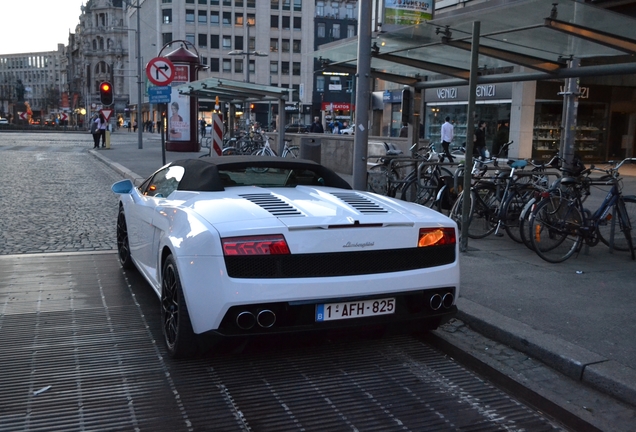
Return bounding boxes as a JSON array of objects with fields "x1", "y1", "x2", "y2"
[{"x1": 0, "y1": 132, "x2": 124, "y2": 255}]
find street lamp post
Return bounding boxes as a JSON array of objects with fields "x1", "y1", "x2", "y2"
[
  {"x1": 123, "y1": 0, "x2": 143, "y2": 149},
  {"x1": 228, "y1": 20, "x2": 267, "y2": 127}
]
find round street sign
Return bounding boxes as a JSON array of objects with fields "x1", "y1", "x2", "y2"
[{"x1": 146, "y1": 57, "x2": 176, "y2": 86}]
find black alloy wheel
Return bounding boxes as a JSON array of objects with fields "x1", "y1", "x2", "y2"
[
  {"x1": 116, "y1": 206, "x2": 134, "y2": 269},
  {"x1": 161, "y1": 255, "x2": 197, "y2": 358}
]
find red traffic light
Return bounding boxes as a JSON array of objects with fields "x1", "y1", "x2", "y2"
[{"x1": 99, "y1": 81, "x2": 113, "y2": 106}]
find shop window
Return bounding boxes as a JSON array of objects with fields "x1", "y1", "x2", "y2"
[{"x1": 186, "y1": 10, "x2": 195, "y2": 23}]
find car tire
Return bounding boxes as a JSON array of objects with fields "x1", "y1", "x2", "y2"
[
  {"x1": 116, "y1": 206, "x2": 134, "y2": 269},
  {"x1": 161, "y1": 255, "x2": 198, "y2": 359}
]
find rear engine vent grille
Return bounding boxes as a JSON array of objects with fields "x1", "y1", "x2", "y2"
[
  {"x1": 240, "y1": 193, "x2": 304, "y2": 217},
  {"x1": 331, "y1": 192, "x2": 389, "y2": 214},
  {"x1": 225, "y1": 245, "x2": 455, "y2": 278}
]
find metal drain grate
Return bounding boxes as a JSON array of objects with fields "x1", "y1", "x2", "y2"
[{"x1": 0, "y1": 253, "x2": 564, "y2": 431}]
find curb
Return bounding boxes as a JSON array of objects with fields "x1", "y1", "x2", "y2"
[{"x1": 455, "y1": 298, "x2": 636, "y2": 408}]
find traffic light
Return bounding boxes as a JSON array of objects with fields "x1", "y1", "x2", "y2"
[{"x1": 99, "y1": 81, "x2": 113, "y2": 106}]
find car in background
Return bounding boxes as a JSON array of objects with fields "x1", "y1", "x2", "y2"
[
  {"x1": 341, "y1": 126, "x2": 355, "y2": 135},
  {"x1": 285, "y1": 123, "x2": 309, "y2": 133},
  {"x1": 112, "y1": 156, "x2": 460, "y2": 358},
  {"x1": 0, "y1": 118, "x2": 8, "y2": 124}
]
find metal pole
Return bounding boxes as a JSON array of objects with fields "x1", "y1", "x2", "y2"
[
  {"x1": 351, "y1": 0, "x2": 372, "y2": 191},
  {"x1": 561, "y1": 58, "x2": 580, "y2": 171},
  {"x1": 136, "y1": 0, "x2": 143, "y2": 149},
  {"x1": 460, "y1": 21, "x2": 481, "y2": 252}
]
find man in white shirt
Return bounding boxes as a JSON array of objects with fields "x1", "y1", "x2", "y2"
[{"x1": 440, "y1": 116, "x2": 454, "y2": 163}]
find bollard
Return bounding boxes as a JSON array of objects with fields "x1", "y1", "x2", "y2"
[
  {"x1": 300, "y1": 138, "x2": 321, "y2": 164},
  {"x1": 105, "y1": 130, "x2": 111, "y2": 149}
]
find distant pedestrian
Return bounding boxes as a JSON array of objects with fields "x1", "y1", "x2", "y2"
[
  {"x1": 399, "y1": 123, "x2": 408, "y2": 138},
  {"x1": 200, "y1": 118, "x2": 207, "y2": 138},
  {"x1": 474, "y1": 120, "x2": 487, "y2": 160},
  {"x1": 440, "y1": 116, "x2": 454, "y2": 163},
  {"x1": 309, "y1": 116, "x2": 324, "y2": 133},
  {"x1": 127, "y1": 120, "x2": 132, "y2": 132},
  {"x1": 92, "y1": 113, "x2": 108, "y2": 148},
  {"x1": 133, "y1": 120, "x2": 138, "y2": 133},
  {"x1": 90, "y1": 114, "x2": 99, "y2": 148}
]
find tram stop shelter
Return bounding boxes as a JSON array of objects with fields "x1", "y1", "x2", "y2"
[
  {"x1": 313, "y1": 0, "x2": 636, "y2": 247},
  {"x1": 175, "y1": 78, "x2": 291, "y2": 153}
]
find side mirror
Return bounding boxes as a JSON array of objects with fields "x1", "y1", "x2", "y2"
[{"x1": 112, "y1": 179, "x2": 134, "y2": 194}]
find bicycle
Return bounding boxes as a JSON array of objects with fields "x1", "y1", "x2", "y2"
[
  {"x1": 529, "y1": 158, "x2": 636, "y2": 263},
  {"x1": 252, "y1": 135, "x2": 299, "y2": 158}
]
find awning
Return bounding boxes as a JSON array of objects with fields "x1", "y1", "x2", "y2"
[
  {"x1": 314, "y1": 0, "x2": 636, "y2": 86},
  {"x1": 175, "y1": 78, "x2": 290, "y2": 102}
]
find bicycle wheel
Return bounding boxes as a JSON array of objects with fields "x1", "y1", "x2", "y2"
[
  {"x1": 466, "y1": 182, "x2": 499, "y2": 239},
  {"x1": 222, "y1": 146, "x2": 239, "y2": 156},
  {"x1": 501, "y1": 185, "x2": 535, "y2": 243},
  {"x1": 449, "y1": 190, "x2": 473, "y2": 235},
  {"x1": 367, "y1": 164, "x2": 399, "y2": 197},
  {"x1": 400, "y1": 175, "x2": 437, "y2": 207},
  {"x1": 598, "y1": 196, "x2": 636, "y2": 254},
  {"x1": 284, "y1": 146, "x2": 299, "y2": 158},
  {"x1": 530, "y1": 198, "x2": 582, "y2": 263},
  {"x1": 519, "y1": 196, "x2": 539, "y2": 250},
  {"x1": 617, "y1": 198, "x2": 636, "y2": 260},
  {"x1": 252, "y1": 146, "x2": 275, "y2": 157}
]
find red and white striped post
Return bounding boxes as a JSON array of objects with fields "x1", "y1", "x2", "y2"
[{"x1": 212, "y1": 113, "x2": 223, "y2": 156}]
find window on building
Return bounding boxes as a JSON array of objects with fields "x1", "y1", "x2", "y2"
[
  {"x1": 210, "y1": 0, "x2": 219, "y2": 4},
  {"x1": 270, "y1": 38, "x2": 278, "y2": 52},
  {"x1": 292, "y1": 62, "x2": 300, "y2": 75},
  {"x1": 282, "y1": 16, "x2": 290, "y2": 29},
  {"x1": 198, "y1": 33, "x2": 207, "y2": 47},
  {"x1": 247, "y1": 14, "x2": 255, "y2": 25},
  {"x1": 210, "y1": 11, "x2": 219, "y2": 24},
  {"x1": 211, "y1": 34, "x2": 219, "y2": 49},
  {"x1": 199, "y1": 0, "x2": 207, "y2": 4},
  {"x1": 316, "y1": 76, "x2": 325, "y2": 92},
  {"x1": 282, "y1": 0, "x2": 290, "y2": 11},
  {"x1": 247, "y1": 0, "x2": 255, "y2": 7},
  {"x1": 222, "y1": 36, "x2": 231, "y2": 49},
  {"x1": 235, "y1": 59, "x2": 243, "y2": 73},
  {"x1": 235, "y1": 36, "x2": 244, "y2": 50},
  {"x1": 186, "y1": 0, "x2": 194, "y2": 3},
  {"x1": 317, "y1": 22, "x2": 325, "y2": 38},
  {"x1": 316, "y1": 1, "x2": 324, "y2": 16},
  {"x1": 281, "y1": 61, "x2": 289, "y2": 74},
  {"x1": 345, "y1": 3, "x2": 355, "y2": 19},
  {"x1": 293, "y1": 17, "x2": 301, "y2": 30},
  {"x1": 162, "y1": 9, "x2": 172, "y2": 24},
  {"x1": 270, "y1": 61, "x2": 278, "y2": 74},
  {"x1": 210, "y1": 58, "x2": 220, "y2": 72},
  {"x1": 346, "y1": 78, "x2": 353, "y2": 93},
  {"x1": 249, "y1": 59, "x2": 255, "y2": 73},
  {"x1": 186, "y1": 10, "x2": 195, "y2": 23},
  {"x1": 162, "y1": 0, "x2": 172, "y2": 3},
  {"x1": 249, "y1": 36, "x2": 255, "y2": 50},
  {"x1": 162, "y1": 32, "x2": 173, "y2": 45},
  {"x1": 293, "y1": 0, "x2": 301, "y2": 11},
  {"x1": 223, "y1": 59, "x2": 231, "y2": 72},
  {"x1": 186, "y1": 33, "x2": 195, "y2": 44},
  {"x1": 292, "y1": 39, "x2": 300, "y2": 53},
  {"x1": 235, "y1": 13, "x2": 244, "y2": 26},
  {"x1": 236, "y1": 0, "x2": 243, "y2": 7},
  {"x1": 282, "y1": 39, "x2": 290, "y2": 52},
  {"x1": 201, "y1": 57, "x2": 208, "y2": 65},
  {"x1": 332, "y1": 23, "x2": 340, "y2": 39},
  {"x1": 347, "y1": 25, "x2": 355, "y2": 38},
  {"x1": 223, "y1": 0, "x2": 231, "y2": 5},
  {"x1": 222, "y1": 12, "x2": 231, "y2": 25},
  {"x1": 198, "y1": 10, "x2": 207, "y2": 23},
  {"x1": 271, "y1": 0, "x2": 279, "y2": 9},
  {"x1": 271, "y1": 15, "x2": 278, "y2": 28}
]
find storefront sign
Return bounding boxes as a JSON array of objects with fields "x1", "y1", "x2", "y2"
[
  {"x1": 559, "y1": 85, "x2": 589, "y2": 99},
  {"x1": 425, "y1": 82, "x2": 512, "y2": 103},
  {"x1": 382, "y1": 90, "x2": 403, "y2": 104},
  {"x1": 383, "y1": 0, "x2": 434, "y2": 28},
  {"x1": 321, "y1": 102, "x2": 354, "y2": 111}
]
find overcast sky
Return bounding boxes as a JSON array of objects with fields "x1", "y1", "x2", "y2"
[{"x1": 0, "y1": 0, "x2": 87, "y2": 55}]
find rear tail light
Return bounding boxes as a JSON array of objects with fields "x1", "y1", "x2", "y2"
[
  {"x1": 222, "y1": 235, "x2": 291, "y2": 256},
  {"x1": 418, "y1": 228, "x2": 456, "y2": 247}
]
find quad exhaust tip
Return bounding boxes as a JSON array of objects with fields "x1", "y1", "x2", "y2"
[
  {"x1": 430, "y1": 293, "x2": 454, "y2": 310},
  {"x1": 236, "y1": 310, "x2": 277, "y2": 330}
]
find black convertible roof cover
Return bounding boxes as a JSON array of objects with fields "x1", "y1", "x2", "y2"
[{"x1": 172, "y1": 156, "x2": 352, "y2": 192}]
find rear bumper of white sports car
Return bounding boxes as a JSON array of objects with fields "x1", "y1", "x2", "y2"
[{"x1": 175, "y1": 244, "x2": 459, "y2": 336}]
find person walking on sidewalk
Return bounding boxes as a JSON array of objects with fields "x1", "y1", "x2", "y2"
[
  {"x1": 440, "y1": 116, "x2": 455, "y2": 163},
  {"x1": 92, "y1": 113, "x2": 108, "y2": 148},
  {"x1": 474, "y1": 120, "x2": 487, "y2": 161}
]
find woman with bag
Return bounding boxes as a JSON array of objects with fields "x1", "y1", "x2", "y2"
[{"x1": 92, "y1": 113, "x2": 108, "y2": 148}]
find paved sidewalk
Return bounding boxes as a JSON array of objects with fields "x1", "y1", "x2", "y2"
[{"x1": 94, "y1": 132, "x2": 636, "y2": 417}]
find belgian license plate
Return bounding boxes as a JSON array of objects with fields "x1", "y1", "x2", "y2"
[{"x1": 316, "y1": 298, "x2": 396, "y2": 322}]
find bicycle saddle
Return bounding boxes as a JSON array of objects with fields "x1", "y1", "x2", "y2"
[
  {"x1": 383, "y1": 142, "x2": 403, "y2": 156},
  {"x1": 507, "y1": 160, "x2": 528, "y2": 169}
]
